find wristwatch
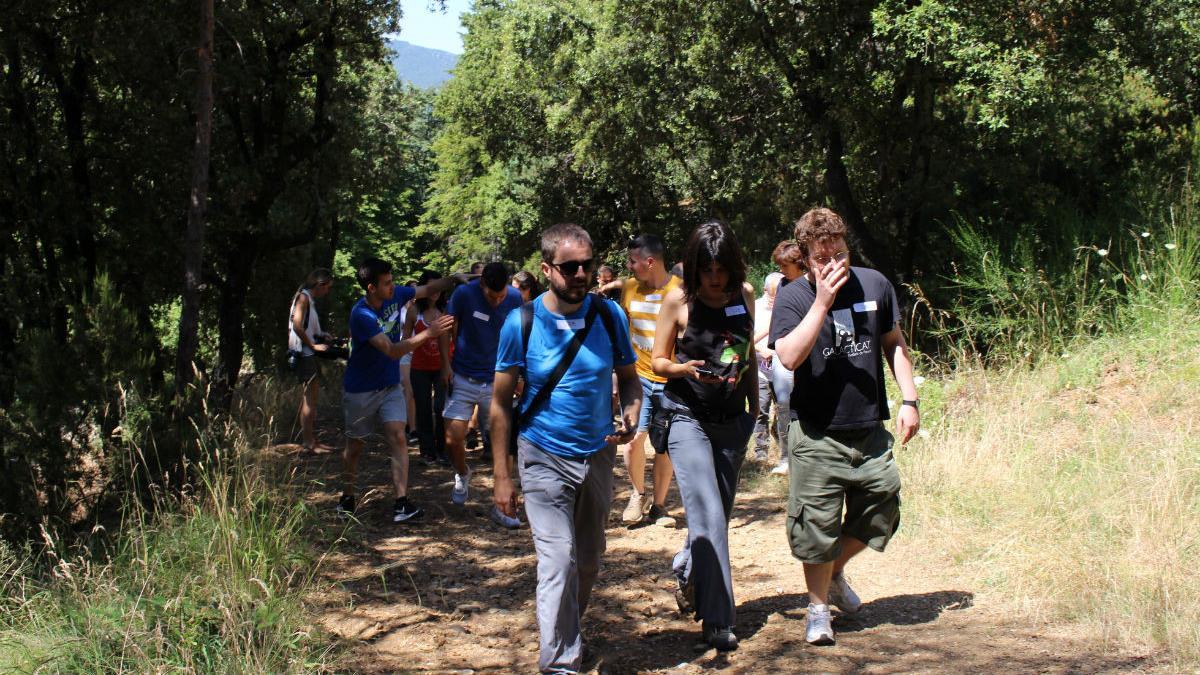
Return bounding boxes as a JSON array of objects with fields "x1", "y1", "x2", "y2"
[{"x1": 901, "y1": 399, "x2": 920, "y2": 410}]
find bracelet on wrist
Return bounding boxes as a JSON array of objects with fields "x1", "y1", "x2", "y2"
[{"x1": 901, "y1": 399, "x2": 919, "y2": 410}]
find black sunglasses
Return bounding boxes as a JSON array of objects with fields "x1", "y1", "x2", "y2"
[{"x1": 548, "y1": 257, "x2": 596, "y2": 277}]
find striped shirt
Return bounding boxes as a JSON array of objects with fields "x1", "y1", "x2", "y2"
[{"x1": 620, "y1": 275, "x2": 682, "y2": 382}]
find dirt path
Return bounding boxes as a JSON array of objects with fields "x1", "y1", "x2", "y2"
[{"x1": 289, "y1": 428, "x2": 1163, "y2": 673}]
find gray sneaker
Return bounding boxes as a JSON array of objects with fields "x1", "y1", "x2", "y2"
[
  {"x1": 805, "y1": 603, "x2": 835, "y2": 645},
  {"x1": 770, "y1": 459, "x2": 789, "y2": 475},
  {"x1": 828, "y1": 572, "x2": 862, "y2": 614},
  {"x1": 451, "y1": 466, "x2": 472, "y2": 505}
]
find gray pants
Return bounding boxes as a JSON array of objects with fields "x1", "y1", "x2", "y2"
[
  {"x1": 752, "y1": 363, "x2": 774, "y2": 454},
  {"x1": 770, "y1": 355, "x2": 794, "y2": 447},
  {"x1": 518, "y1": 436, "x2": 616, "y2": 673},
  {"x1": 667, "y1": 409, "x2": 753, "y2": 627}
]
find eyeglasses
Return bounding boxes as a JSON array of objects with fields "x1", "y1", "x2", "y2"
[
  {"x1": 548, "y1": 257, "x2": 595, "y2": 277},
  {"x1": 810, "y1": 251, "x2": 849, "y2": 267}
]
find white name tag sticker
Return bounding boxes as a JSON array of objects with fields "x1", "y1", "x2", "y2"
[
  {"x1": 725, "y1": 305, "x2": 747, "y2": 317},
  {"x1": 556, "y1": 318, "x2": 585, "y2": 330},
  {"x1": 472, "y1": 310, "x2": 490, "y2": 322},
  {"x1": 853, "y1": 301, "x2": 878, "y2": 313},
  {"x1": 644, "y1": 293, "x2": 663, "y2": 301}
]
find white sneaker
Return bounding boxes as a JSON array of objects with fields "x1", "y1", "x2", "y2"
[
  {"x1": 489, "y1": 505, "x2": 521, "y2": 529},
  {"x1": 621, "y1": 491, "x2": 645, "y2": 523},
  {"x1": 451, "y1": 467, "x2": 472, "y2": 505},
  {"x1": 828, "y1": 573, "x2": 862, "y2": 614},
  {"x1": 805, "y1": 603, "x2": 835, "y2": 645},
  {"x1": 770, "y1": 459, "x2": 789, "y2": 475}
]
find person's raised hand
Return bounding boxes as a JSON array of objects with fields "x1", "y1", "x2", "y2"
[
  {"x1": 426, "y1": 314, "x2": 455, "y2": 337},
  {"x1": 813, "y1": 260, "x2": 849, "y2": 307}
]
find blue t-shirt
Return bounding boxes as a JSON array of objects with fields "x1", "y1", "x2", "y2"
[
  {"x1": 448, "y1": 281, "x2": 523, "y2": 381},
  {"x1": 495, "y1": 295, "x2": 637, "y2": 458},
  {"x1": 343, "y1": 284, "x2": 417, "y2": 393}
]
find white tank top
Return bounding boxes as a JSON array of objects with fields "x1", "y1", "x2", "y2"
[{"x1": 287, "y1": 289, "x2": 321, "y2": 356}]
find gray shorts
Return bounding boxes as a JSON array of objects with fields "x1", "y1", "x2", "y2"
[
  {"x1": 443, "y1": 373, "x2": 493, "y2": 421},
  {"x1": 343, "y1": 384, "x2": 407, "y2": 439}
]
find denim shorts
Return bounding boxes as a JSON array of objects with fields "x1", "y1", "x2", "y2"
[
  {"x1": 637, "y1": 376, "x2": 666, "y2": 432},
  {"x1": 343, "y1": 384, "x2": 407, "y2": 439}
]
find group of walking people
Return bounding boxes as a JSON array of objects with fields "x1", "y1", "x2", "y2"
[{"x1": 288, "y1": 206, "x2": 921, "y2": 674}]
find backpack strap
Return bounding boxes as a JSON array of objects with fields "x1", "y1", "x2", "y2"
[
  {"x1": 593, "y1": 293, "x2": 619, "y2": 357},
  {"x1": 520, "y1": 300, "x2": 534, "y2": 358}
]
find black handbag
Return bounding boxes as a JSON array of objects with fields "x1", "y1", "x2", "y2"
[{"x1": 647, "y1": 393, "x2": 672, "y2": 453}]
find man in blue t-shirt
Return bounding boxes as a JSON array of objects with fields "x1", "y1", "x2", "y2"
[
  {"x1": 441, "y1": 262, "x2": 523, "y2": 506},
  {"x1": 490, "y1": 224, "x2": 641, "y2": 674},
  {"x1": 338, "y1": 257, "x2": 471, "y2": 524}
]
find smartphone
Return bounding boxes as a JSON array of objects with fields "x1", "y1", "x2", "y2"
[{"x1": 694, "y1": 367, "x2": 716, "y2": 377}]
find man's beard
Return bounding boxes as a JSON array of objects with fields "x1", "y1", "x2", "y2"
[{"x1": 550, "y1": 280, "x2": 587, "y2": 304}]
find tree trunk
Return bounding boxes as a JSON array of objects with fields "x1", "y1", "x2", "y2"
[
  {"x1": 212, "y1": 241, "x2": 257, "y2": 408},
  {"x1": 175, "y1": 0, "x2": 214, "y2": 401}
]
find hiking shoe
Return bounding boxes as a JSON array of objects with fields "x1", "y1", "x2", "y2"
[
  {"x1": 647, "y1": 503, "x2": 676, "y2": 528},
  {"x1": 621, "y1": 491, "x2": 645, "y2": 524},
  {"x1": 829, "y1": 572, "x2": 862, "y2": 614},
  {"x1": 675, "y1": 578, "x2": 695, "y2": 616},
  {"x1": 393, "y1": 497, "x2": 424, "y2": 523},
  {"x1": 805, "y1": 603, "x2": 835, "y2": 645},
  {"x1": 770, "y1": 459, "x2": 789, "y2": 475},
  {"x1": 489, "y1": 505, "x2": 522, "y2": 529},
  {"x1": 336, "y1": 494, "x2": 356, "y2": 519},
  {"x1": 451, "y1": 467, "x2": 472, "y2": 505},
  {"x1": 702, "y1": 622, "x2": 739, "y2": 652}
]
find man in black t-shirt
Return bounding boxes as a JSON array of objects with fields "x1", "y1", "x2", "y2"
[{"x1": 768, "y1": 207, "x2": 921, "y2": 646}]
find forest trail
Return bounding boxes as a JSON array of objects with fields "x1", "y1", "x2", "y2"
[{"x1": 286, "y1": 427, "x2": 1165, "y2": 674}]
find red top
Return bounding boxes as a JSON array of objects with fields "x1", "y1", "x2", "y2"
[{"x1": 411, "y1": 314, "x2": 448, "y2": 371}]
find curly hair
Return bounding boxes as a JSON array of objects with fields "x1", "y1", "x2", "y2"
[
  {"x1": 792, "y1": 207, "x2": 848, "y2": 259},
  {"x1": 771, "y1": 240, "x2": 803, "y2": 268}
]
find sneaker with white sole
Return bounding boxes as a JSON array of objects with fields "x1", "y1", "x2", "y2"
[
  {"x1": 770, "y1": 459, "x2": 789, "y2": 475},
  {"x1": 336, "y1": 493, "x2": 356, "y2": 520},
  {"x1": 393, "y1": 497, "x2": 424, "y2": 523},
  {"x1": 451, "y1": 467, "x2": 472, "y2": 505},
  {"x1": 489, "y1": 505, "x2": 522, "y2": 529},
  {"x1": 621, "y1": 491, "x2": 645, "y2": 524},
  {"x1": 829, "y1": 572, "x2": 862, "y2": 614},
  {"x1": 806, "y1": 603, "x2": 835, "y2": 645},
  {"x1": 647, "y1": 503, "x2": 675, "y2": 528}
]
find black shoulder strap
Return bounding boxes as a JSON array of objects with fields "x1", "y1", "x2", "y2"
[
  {"x1": 594, "y1": 293, "x2": 618, "y2": 356},
  {"x1": 520, "y1": 301, "x2": 534, "y2": 357},
  {"x1": 518, "y1": 295, "x2": 600, "y2": 420}
]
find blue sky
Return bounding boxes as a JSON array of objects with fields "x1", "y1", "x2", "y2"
[{"x1": 394, "y1": 0, "x2": 471, "y2": 54}]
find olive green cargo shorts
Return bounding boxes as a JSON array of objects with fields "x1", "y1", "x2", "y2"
[{"x1": 785, "y1": 418, "x2": 901, "y2": 564}]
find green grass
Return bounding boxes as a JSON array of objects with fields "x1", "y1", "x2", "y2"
[
  {"x1": 0, "y1": 385, "x2": 335, "y2": 674},
  {"x1": 897, "y1": 187, "x2": 1200, "y2": 665}
]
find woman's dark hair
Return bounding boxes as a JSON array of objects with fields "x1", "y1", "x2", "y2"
[
  {"x1": 414, "y1": 270, "x2": 447, "y2": 312},
  {"x1": 512, "y1": 270, "x2": 541, "y2": 298},
  {"x1": 679, "y1": 219, "x2": 746, "y2": 302}
]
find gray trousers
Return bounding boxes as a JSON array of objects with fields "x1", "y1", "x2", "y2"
[
  {"x1": 667, "y1": 409, "x2": 753, "y2": 627},
  {"x1": 752, "y1": 363, "x2": 774, "y2": 453},
  {"x1": 518, "y1": 436, "x2": 616, "y2": 674}
]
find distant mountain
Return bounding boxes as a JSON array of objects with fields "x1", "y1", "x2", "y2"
[{"x1": 387, "y1": 39, "x2": 458, "y2": 89}]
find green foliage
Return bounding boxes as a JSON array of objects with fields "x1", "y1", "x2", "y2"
[{"x1": 0, "y1": 405, "x2": 333, "y2": 672}]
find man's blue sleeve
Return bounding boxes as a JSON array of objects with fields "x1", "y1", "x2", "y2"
[
  {"x1": 394, "y1": 284, "x2": 416, "y2": 307},
  {"x1": 446, "y1": 284, "x2": 464, "y2": 320},
  {"x1": 607, "y1": 301, "x2": 637, "y2": 366},
  {"x1": 350, "y1": 305, "x2": 382, "y2": 342},
  {"x1": 495, "y1": 307, "x2": 525, "y2": 372}
]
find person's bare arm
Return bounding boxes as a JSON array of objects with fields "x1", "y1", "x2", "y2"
[
  {"x1": 597, "y1": 278, "x2": 624, "y2": 293},
  {"x1": 402, "y1": 305, "x2": 416, "y2": 340},
  {"x1": 490, "y1": 367, "x2": 520, "y2": 516},
  {"x1": 607, "y1": 363, "x2": 641, "y2": 445},
  {"x1": 882, "y1": 324, "x2": 920, "y2": 444},
  {"x1": 413, "y1": 273, "x2": 476, "y2": 299},
  {"x1": 774, "y1": 262, "x2": 848, "y2": 370},
  {"x1": 742, "y1": 286, "x2": 760, "y2": 418},
  {"x1": 367, "y1": 315, "x2": 454, "y2": 359},
  {"x1": 651, "y1": 288, "x2": 719, "y2": 383},
  {"x1": 291, "y1": 294, "x2": 327, "y2": 352}
]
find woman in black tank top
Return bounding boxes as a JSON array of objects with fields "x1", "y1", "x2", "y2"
[{"x1": 650, "y1": 220, "x2": 758, "y2": 652}]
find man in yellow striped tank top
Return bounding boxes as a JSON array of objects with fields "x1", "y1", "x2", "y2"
[{"x1": 618, "y1": 234, "x2": 682, "y2": 526}]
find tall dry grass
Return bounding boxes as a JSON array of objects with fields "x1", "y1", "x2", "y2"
[{"x1": 900, "y1": 202, "x2": 1200, "y2": 664}]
